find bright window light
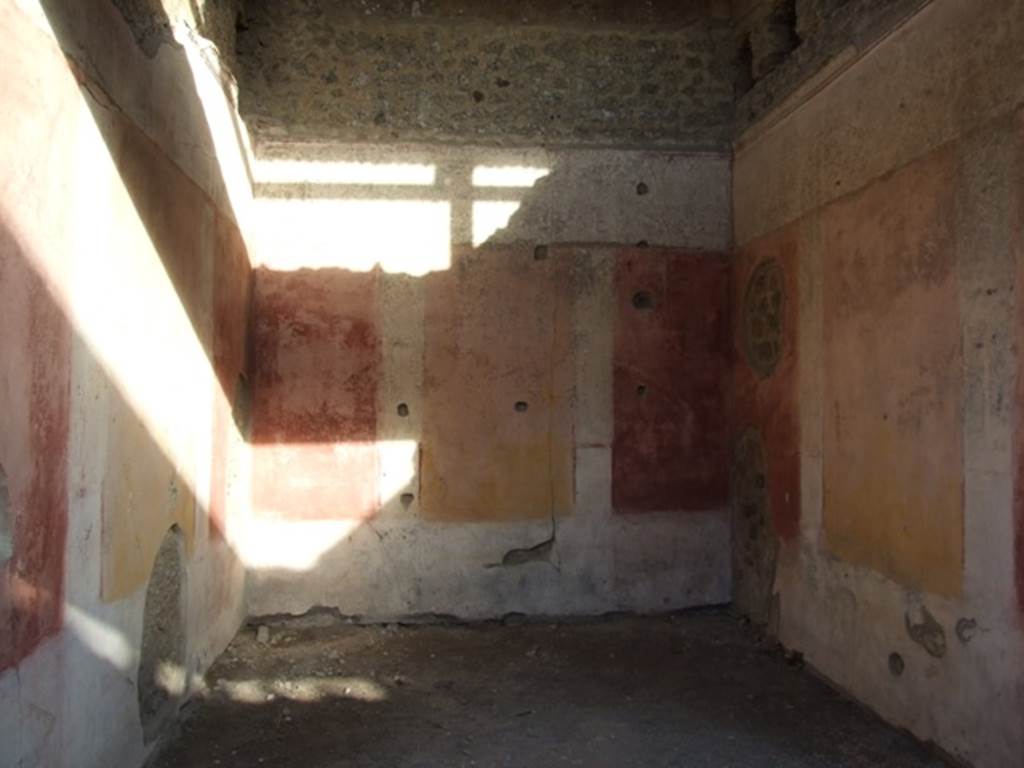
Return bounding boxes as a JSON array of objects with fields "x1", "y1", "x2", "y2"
[
  {"x1": 472, "y1": 166, "x2": 550, "y2": 188},
  {"x1": 254, "y1": 199, "x2": 452, "y2": 275},
  {"x1": 255, "y1": 160, "x2": 436, "y2": 186},
  {"x1": 472, "y1": 201, "x2": 521, "y2": 246}
]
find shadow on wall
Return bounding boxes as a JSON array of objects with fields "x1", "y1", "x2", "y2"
[
  {"x1": 239, "y1": 143, "x2": 732, "y2": 589},
  {"x1": 1, "y1": 2, "x2": 254, "y2": 758},
  {"x1": 4, "y1": 2, "x2": 732, "y2": 758},
  {"x1": 0, "y1": 210, "x2": 232, "y2": 755},
  {"x1": 38, "y1": 0, "x2": 254, "y2": 434}
]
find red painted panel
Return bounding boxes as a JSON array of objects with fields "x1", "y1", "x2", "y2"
[
  {"x1": 612, "y1": 248, "x2": 731, "y2": 513},
  {"x1": 0, "y1": 226, "x2": 71, "y2": 672},
  {"x1": 250, "y1": 268, "x2": 380, "y2": 519},
  {"x1": 209, "y1": 213, "x2": 252, "y2": 538},
  {"x1": 212, "y1": 214, "x2": 253, "y2": 400},
  {"x1": 732, "y1": 227, "x2": 801, "y2": 541}
]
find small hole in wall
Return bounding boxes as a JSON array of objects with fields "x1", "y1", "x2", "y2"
[
  {"x1": 400, "y1": 493, "x2": 415, "y2": 508},
  {"x1": 888, "y1": 652, "x2": 905, "y2": 677},
  {"x1": 397, "y1": 403, "x2": 410, "y2": 417},
  {"x1": 534, "y1": 245, "x2": 548, "y2": 260},
  {"x1": 636, "y1": 181, "x2": 649, "y2": 196},
  {"x1": 636, "y1": 384, "x2": 647, "y2": 397},
  {"x1": 632, "y1": 291, "x2": 655, "y2": 311},
  {"x1": 0, "y1": 464, "x2": 12, "y2": 564},
  {"x1": 514, "y1": 401, "x2": 529, "y2": 413}
]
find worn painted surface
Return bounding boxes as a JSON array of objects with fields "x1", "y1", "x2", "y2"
[
  {"x1": 250, "y1": 268, "x2": 381, "y2": 520},
  {"x1": 0, "y1": 3, "x2": 74, "y2": 675},
  {"x1": 98, "y1": 109, "x2": 211, "y2": 600},
  {"x1": 729, "y1": 223, "x2": 799, "y2": 623},
  {"x1": 1017, "y1": 107, "x2": 1024, "y2": 616},
  {"x1": 732, "y1": 224, "x2": 800, "y2": 537},
  {"x1": 822, "y1": 146, "x2": 963, "y2": 598},
  {"x1": 242, "y1": 133, "x2": 733, "y2": 620},
  {"x1": 0, "y1": 2, "x2": 252, "y2": 766},
  {"x1": 734, "y1": 1, "x2": 1024, "y2": 765},
  {"x1": 421, "y1": 246, "x2": 574, "y2": 522},
  {"x1": 0, "y1": 229, "x2": 72, "y2": 672},
  {"x1": 209, "y1": 215, "x2": 252, "y2": 538},
  {"x1": 245, "y1": 243, "x2": 731, "y2": 620},
  {"x1": 612, "y1": 248, "x2": 730, "y2": 513}
]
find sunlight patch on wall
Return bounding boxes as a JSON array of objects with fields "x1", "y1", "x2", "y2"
[
  {"x1": 247, "y1": 436, "x2": 415, "y2": 536},
  {"x1": 472, "y1": 165, "x2": 550, "y2": 188},
  {"x1": 472, "y1": 201, "x2": 522, "y2": 246},
  {"x1": 235, "y1": 518, "x2": 364, "y2": 570},
  {"x1": 65, "y1": 604, "x2": 135, "y2": 670},
  {"x1": 378, "y1": 439, "x2": 419, "y2": 509},
  {"x1": 253, "y1": 198, "x2": 451, "y2": 275},
  {"x1": 180, "y1": 32, "x2": 256, "y2": 241},
  {"x1": 254, "y1": 159, "x2": 436, "y2": 186}
]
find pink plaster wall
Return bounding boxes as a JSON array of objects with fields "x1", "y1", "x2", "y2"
[{"x1": 250, "y1": 268, "x2": 381, "y2": 519}]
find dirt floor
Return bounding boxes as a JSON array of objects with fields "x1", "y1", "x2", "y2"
[{"x1": 148, "y1": 611, "x2": 946, "y2": 767}]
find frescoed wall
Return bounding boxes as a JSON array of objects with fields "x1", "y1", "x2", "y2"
[
  {"x1": 244, "y1": 179, "x2": 735, "y2": 618},
  {"x1": 0, "y1": 0, "x2": 252, "y2": 765},
  {"x1": 612, "y1": 248, "x2": 731, "y2": 514},
  {"x1": 733, "y1": 1, "x2": 1024, "y2": 764}
]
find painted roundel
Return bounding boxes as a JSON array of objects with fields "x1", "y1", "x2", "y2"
[{"x1": 743, "y1": 258, "x2": 784, "y2": 378}]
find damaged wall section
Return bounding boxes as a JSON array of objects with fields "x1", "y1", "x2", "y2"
[
  {"x1": 243, "y1": 142, "x2": 734, "y2": 620},
  {"x1": 732, "y1": 0, "x2": 1024, "y2": 765}
]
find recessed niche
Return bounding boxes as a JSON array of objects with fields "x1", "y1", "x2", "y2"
[
  {"x1": 514, "y1": 401, "x2": 529, "y2": 413},
  {"x1": 0, "y1": 464, "x2": 11, "y2": 564},
  {"x1": 397, "y1": 403, "x2": 410, "y2": 417}
]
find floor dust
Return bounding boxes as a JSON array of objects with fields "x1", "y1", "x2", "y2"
[{"x1": 148, "y1": 611, "x2": 946, "y2": 767}]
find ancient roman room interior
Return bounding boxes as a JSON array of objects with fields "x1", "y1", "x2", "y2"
[{"x1": 1, "y1": 0, "x2": 1023, "y2": 766}]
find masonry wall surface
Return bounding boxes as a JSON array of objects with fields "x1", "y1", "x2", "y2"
[
  {"x1": 243, "y1": 141, "x2": 734, "y2": 619},
  {"x1": 237, "y1": 0, "x2": 736, "y2": 148},
  {"x1": 0, "y1": 1, "x2": 254, "y2": 766},
  {"x1": 732, "y1": 0, "x2": 1024, "y2": 764}
]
